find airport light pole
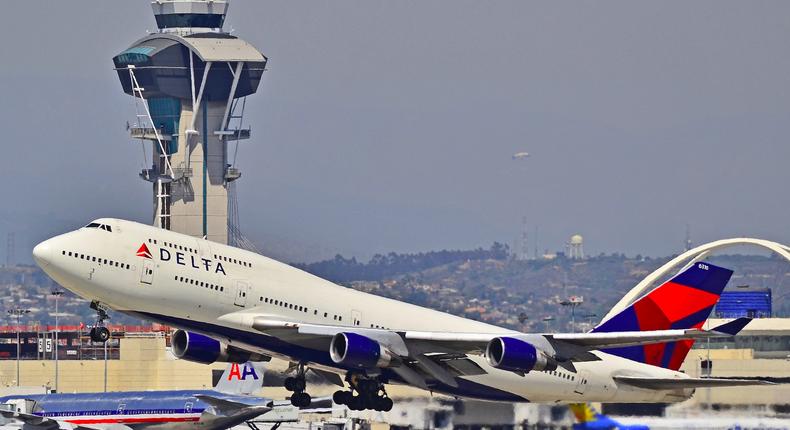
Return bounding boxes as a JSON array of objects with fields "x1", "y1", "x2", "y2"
[
  {"x1": 8, "y1": 308, "x2": 30, "y2": 386},
  {"x1": 542, "y1": 316, "x2": 554, "y2": 332},
  {"x1": 51, "y1": 290, "x2": 63, "y2": 392},
  {"x1": 104, "y1": 338, "x2": 108, "y2": 392}
]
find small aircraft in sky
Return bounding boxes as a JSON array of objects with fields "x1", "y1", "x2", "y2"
[{"x1": 512, "y1": 151, "x2": 530, "y2": 160}]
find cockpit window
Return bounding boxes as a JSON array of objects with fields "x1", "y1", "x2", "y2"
[{"x1": 85, "y1": 222, "x2": 112, "y2": 232}]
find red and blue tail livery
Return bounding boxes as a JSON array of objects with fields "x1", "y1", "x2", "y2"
[{"x1": 592, "y1": 262, "x2": 733, "y2": 370}]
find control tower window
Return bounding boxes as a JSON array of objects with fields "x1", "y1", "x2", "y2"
[{"x1": 155, "y1": 13, "x2": 225, "y2": 29}]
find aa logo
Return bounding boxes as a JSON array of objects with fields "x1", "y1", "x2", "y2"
[{"x1": 227, "y1": 363, "x2": 259, "y2": 380}]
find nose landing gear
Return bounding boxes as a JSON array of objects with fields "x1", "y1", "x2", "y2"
[
  {"x1": 89, "y1": 326, "x2": 110, "y2": 343},
  {"x1": 285, "y1": 364, "x2": 312, "y2": 408},
  {"x1": 333, "y1": 374, "x2": 393, "y2": 412},
  {"x1": 89, "y1": 301, "x2": 111, "y2": 343}
]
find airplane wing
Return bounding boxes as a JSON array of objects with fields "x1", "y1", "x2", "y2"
[
  {"x1": 194, "y1": 394, "x2": 272, "y2": 417},
  {"x1": 217, "y1": 310, "x2": 750, "y2": 384},
  {"x1": 221, "y1": 314, "x2": 749, "y2": 354},
  {"x1": 192, "y1": 395, "x2": 274, "y2": 430},
  {"x1": 613, "y1": 375, "x2": 775, "y2": 390},
  {"x1": 0, "y1": 409, "x2": 61, "y2": 430}
]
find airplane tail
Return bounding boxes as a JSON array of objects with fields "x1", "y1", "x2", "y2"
[
  {"x1": 568, "y1": 403, "x2": 596, "y2": 423},
  {"x1": 592, "y1": 262, "x2": 733, "y2": 370},
  {"x1": 213, "y1": 362, "x2": 266, "y2": 395}
]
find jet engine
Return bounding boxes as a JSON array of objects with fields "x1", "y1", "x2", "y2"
[
  {"x1": 171, "y1": 330, "x2": 265, "y2": 364},
  {"x1": 485, "y1": 337, "x2": 557, "y2": 373},
  {"x1": 330, "y1": 332, "x2": 395, "y2": 369}
]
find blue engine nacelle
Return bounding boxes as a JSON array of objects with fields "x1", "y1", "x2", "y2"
[
  {"x1": 485, "y1": 337, "x2": 557, "y2": 373},
  {"x1": 171, "y1": 330, "x2": 266, "y2": 364},
  {"x1": 330, "y1": 332, "x2": 395, "y2": 369}
]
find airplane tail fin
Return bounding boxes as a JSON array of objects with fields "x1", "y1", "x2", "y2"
[
  {"x1": 592, "y1": 262, "x2": 733, "y2": 370},
  {"x1": 214, "y1": 362, "x2": 266, "y2": 395},
  {"x1": 568, "y1": 403, "x2": 596, "y2": 423}
]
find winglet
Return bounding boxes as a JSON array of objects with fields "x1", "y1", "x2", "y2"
[{"x1": 711, "y1": 317, "x2": 751, "y2": 336}]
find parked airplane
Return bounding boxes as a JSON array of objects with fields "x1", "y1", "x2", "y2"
[
  {"x1": 569, "y1": 403, "x2": 649, "y2": 430},
  {"x1": 0, "y1": 362, "x2": 274, "y2": 430},
  {"x1": 32, "y1": 219, "x2": 769, "y2": 411}
]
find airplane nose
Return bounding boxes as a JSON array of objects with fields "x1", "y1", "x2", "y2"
[{"x1": 32, "y1": 240, "x2": 53, "y2": 268}]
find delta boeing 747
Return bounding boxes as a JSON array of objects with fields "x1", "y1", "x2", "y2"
[{"x1": 32, "y1": 219, "x2": 770, "y2": 411}]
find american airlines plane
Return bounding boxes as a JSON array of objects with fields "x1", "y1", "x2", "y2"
[
  {"x1": 0, "y1": 362, "x2": 273, "y2": 430},
  {"x1": 32, "y1": 219, "x2": 768, "y2": 412}
]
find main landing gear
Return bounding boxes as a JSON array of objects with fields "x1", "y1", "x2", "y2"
[
  {"x1": 333, "y1": 374, "x2": 393, "y2": 412},
  {"x1": 285, "y1": 364, "x2": 312, "y2": 408},
  {"x1": 89, "y1": 301, "x2": 111, "y2": 343}
]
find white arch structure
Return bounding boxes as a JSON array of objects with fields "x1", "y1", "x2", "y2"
[{"x1": 601, "y1": 238, "x2": 790, "y2": 324}]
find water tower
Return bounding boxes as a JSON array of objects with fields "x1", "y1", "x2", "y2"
[
  {"x1": 568, "y1": 234, "x2": 584, "y2": 260},
  {"x1": 113, "y1": 0, "x2": 267, "y2": 244}
]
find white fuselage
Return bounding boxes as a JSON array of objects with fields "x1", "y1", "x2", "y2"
[{"x1": 33, "y1": 219, "x2": 693, "y2": 403}]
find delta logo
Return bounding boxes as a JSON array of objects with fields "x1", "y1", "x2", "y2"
[
  {"x1": 136, "y1": 243, "x2": 153, "y2": 259},
  {"x1": 135, "y1": 243, "x2": 226, "y2": 275},
  {"x1": 228, "y1": 363, "x2": 259, "y2": 381}
]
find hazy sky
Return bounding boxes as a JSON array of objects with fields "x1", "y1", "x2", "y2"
[{"x1": 1, "y1": 1, "x2": 789, "y2": 262}]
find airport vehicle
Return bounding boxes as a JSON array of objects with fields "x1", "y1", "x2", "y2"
[
  {"x1": 32, "y1": 219, "x2": 768, "y2": 411},
  {"x1": 569, "y1": 403, "x2": 649, "y2": 430},
  {"x1": 0, "y1": 362, "x2": 275, "y2": 430}
]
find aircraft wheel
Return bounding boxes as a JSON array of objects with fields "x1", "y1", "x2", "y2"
[
  {"x1": 333, "y1": 390, "x2": 350, "y2": 405},
  {"x1": 284, "y1": 376, "x2": 306, "y2": 392},
  {"x1": 90, "y1": 327, "x2": 110, "y2": 343},
  {"x1": 347, "y1": 395, "x2": 365, "y2": 411},
  {"x1": 291, "y1": 391, "x2": 311, "y2": 408}
]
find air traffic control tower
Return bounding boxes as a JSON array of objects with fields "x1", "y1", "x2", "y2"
[{"x1": 113, "y1": 0, "x2": 266, "y2": 244}]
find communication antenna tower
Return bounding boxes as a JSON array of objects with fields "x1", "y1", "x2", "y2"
[
  {"x1": 519, "y1": 216, "x2": 529, "y2": 260},
  {"x1": 5, "y1": 233, "x2": 14, "y2": 267}
]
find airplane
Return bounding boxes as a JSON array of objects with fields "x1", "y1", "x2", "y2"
[
  {"x1": 31, "y1": 219, "x2": 771, "y2": 412},
  {"x1": 0, "y1": 362, "x2": 277, "y2": 430},
  {"x1": 568, "y1": 403, "x2": 649, "y2": 430}
]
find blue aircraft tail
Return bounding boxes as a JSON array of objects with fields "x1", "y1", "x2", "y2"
[{"x1": 592, "y1": 262, "x2": 733, "y2": 370}]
